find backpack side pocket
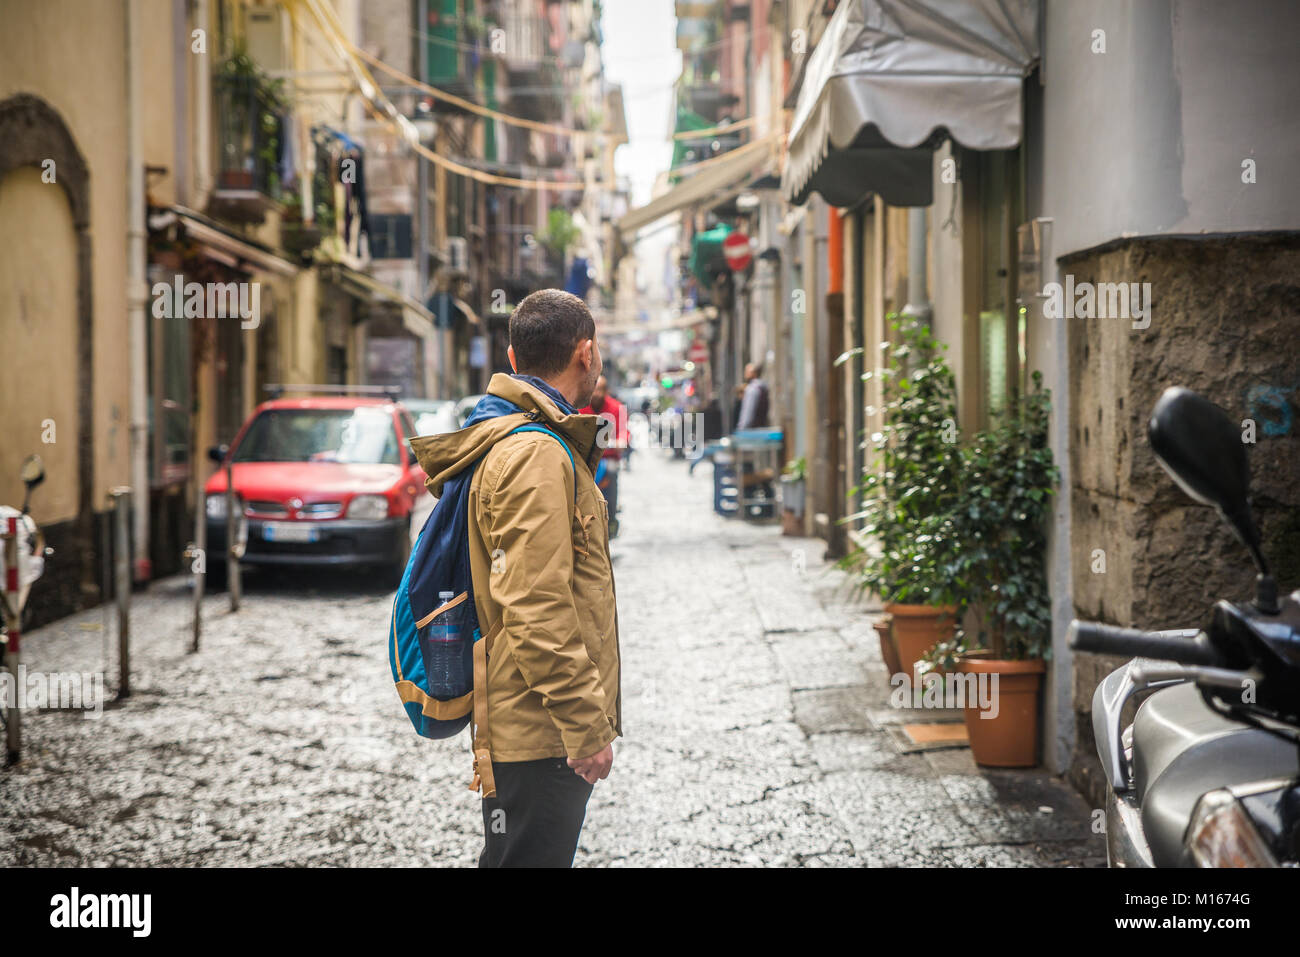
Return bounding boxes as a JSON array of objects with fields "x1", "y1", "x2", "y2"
[{"x1": 416, "y1": 590, "x2": 476, "y2": 702}]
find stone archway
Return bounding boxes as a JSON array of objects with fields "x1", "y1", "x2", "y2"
[{"x1": 0, "y1": 94, "x2": 96, "y2": 605}]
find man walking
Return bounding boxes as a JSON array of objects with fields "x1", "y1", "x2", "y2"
[
  {"x1": 413, "y1": 289, "x2": 620, "y2": 867},
  {"x1": 736, "y1": 362, "x2": 770, "y2": 430}
]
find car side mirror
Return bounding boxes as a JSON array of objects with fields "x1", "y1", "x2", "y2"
[
  {"x1": 208, "y1": 444, "x2": 229, "y2": 465},
  {"x1": 1148, "y1": 387, "x2": 1274, "y2": 603}
]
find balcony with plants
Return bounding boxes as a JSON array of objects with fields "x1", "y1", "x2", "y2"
[{"x1": 211, "y1": 47, "x2": 286, "y2": 224}]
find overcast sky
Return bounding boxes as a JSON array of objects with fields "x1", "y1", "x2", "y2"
[{"x1": 601, "y1": 1, "x2": 679, "y2": 208}]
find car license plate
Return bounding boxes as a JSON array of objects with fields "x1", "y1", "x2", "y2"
[{"x1": 263, "y1": 522, "x2": 319, "y2": 543}]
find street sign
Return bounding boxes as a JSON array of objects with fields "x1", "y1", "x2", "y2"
[
  {"x1": 688, "y1": 339, "x2": 709, "y2": 364},
  {"x1": 722, "y1": 231, "x2": 752, "y2": 272}
]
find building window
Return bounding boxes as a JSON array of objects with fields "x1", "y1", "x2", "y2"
[{"x1": 369, "y1": 213, "x2": 413, "y2": 260}]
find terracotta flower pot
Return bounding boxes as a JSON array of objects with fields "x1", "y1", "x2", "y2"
[
  {"x1": 219, "y1": 169, "x2": 255, "y2": 190},
  {"x1": 884, "y1": 603, "x2": 957, "y2": 675},
  {"x1": 955, "y1": 654, "x2": 1046, "y2": 768},
  {"x1": 872, "y1": 616, "x2": 901, "y2": 676}
]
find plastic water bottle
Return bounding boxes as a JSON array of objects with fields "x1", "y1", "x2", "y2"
[{"x1": 425, "y1": 591, "x2": 467, "y2": 698}]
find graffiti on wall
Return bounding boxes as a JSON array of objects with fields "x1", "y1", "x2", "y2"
[{"x1": 1247, "y1": 383, "x2": 1297, "y2": 437}]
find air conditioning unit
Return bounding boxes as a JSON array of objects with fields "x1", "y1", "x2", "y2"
[
  {"x1": 245, "y1": 6, "x2": 289, "y2": 74},
  {"x1": 446, "y1": 236, "x2": 470, "y2": 273}
]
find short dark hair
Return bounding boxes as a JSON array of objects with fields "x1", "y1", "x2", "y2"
[{"x1": 509, "y1": 289, "x2": 596, "y2": 377}]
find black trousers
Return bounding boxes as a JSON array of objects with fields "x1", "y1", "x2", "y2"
[{"x1": 479, "y1": 757, "x2": 594, "y2": 868}]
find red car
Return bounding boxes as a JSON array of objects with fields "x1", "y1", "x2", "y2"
[{"x1": 204, "y1": 391, "x2": 428, "y2": 585}]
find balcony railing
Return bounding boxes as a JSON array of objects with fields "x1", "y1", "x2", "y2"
[{"x1": 211, "y1": 71, "x2": 285, "y2": 221}]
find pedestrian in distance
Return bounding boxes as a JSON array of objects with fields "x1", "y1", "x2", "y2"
[
  {"x1": 736, "y1": 362, "x2": 771, "y2": 430},
  {"x1": 579, "y1": 374, "x2": 629, "y2": 536}
]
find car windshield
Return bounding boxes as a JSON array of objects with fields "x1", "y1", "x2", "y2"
[
  {"x1": 232, "y1": 408, "x2": 400, "y2": 465},
  {"x1": 414, "y1": 408, "x2": 459, "y2": 435}
]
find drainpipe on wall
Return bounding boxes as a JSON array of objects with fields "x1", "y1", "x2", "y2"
[
  {"x1": 126, "y1": 0, "x2": 151, "y2": 581},
  {"x1": 193, "y1": 0, "x2": 211, "y2": 209},
  {"x1": 902, "y1": 206, "x2": 931, "y2": 324},
  {"x1": 416, "y1": 0, "x2": 429, "y2": 303}
]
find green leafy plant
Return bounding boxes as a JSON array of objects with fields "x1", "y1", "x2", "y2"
[
  {"x1": 215, "y1": 45, "x2": 285, "y2": 197},
  {"x1": 782, "y1": 456, "x2": 807, "y2": 481},
  {"x1": 837, "y1": 315, "x2": 965, "y2": 608},
  {"x1": 538, "y1": 207, "x2": 580, "y2": 262},
  {"x1": 925, "y1": 372, "x2": 1059, "y2": 668}
]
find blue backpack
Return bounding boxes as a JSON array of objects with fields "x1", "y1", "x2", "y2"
[{"x1": 388, "y1": 415, "x2": 576, "y2": 796}]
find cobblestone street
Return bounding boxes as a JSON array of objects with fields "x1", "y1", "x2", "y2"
[{"x1": 0, "y1": 451, "x2": 1104, "y2": 867}]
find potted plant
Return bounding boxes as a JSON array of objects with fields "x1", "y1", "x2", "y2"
[
  {"x1": 871, "y1": 616, "x2": 903, "y2": 679},
  {"x1": 215, "y1": 45, "x2": 285, "y2": 197},
  {"x1": 279, "y1": 193, "x2": 322, "y2": 258},
  {"x1": 838, "y1": 316, "x2": 966, "y2": 675},
  {"x1": 925, "y1": 373, "x2": 1058, "y2": 767},
  {"x1": 779, "y1": 456, "x2": 806, "y2": 535}
]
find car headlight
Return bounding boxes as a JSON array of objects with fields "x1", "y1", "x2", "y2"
[
  {"x1": 1185, "y1": 788, "x2": 1278, "y2": 867},
  {"x1": 346, "y1": 495, "x2": 390, "y2": 520},
  {"x1": 206, "y1": 493, "x2": 227, "y2": 519}
]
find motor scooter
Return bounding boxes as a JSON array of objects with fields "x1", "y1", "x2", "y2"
[
  {"x1": 1070, "y1": 387, "x2": 1300, "y2": 866},
  {"x1": 1, "y1": 455, "x2": 51, "y2": 765}
]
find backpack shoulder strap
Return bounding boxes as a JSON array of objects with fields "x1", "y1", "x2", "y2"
[
  {"x1": 505, "y1": 424, "x2": 578, "y2": 500},
  {"x1": 467, "y1": 422, "x2": 578, "y2": 799}
]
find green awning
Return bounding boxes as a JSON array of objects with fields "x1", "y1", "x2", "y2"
[
  {"x1": 671, "y1": 105, "x2": 717, "y2": 171},
  {"x1": 689, "y1": 223, "x2": 732, "y2": 285}
]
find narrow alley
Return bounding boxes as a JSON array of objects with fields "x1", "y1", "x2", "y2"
[{"x1": 0, "y1": 450, "x2": 1101, "y2": 867}]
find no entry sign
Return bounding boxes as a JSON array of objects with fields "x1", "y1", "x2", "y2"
[{"x1": 723, "y1": 231, "x2": 752, "y2": 272}]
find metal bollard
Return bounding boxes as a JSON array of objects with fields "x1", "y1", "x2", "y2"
[
  {"x1": 224, "y1": 462, "x2": 241, "y2": 612},
  {"x1": 189, "y1": 466, "x2": 208, "y2": 652},
  {"x1": 186, "y1": 539, "x2": 203, "y2": 654},
  {"x1": 109, "y1": 487, "x2": 131, "y2": 699}
]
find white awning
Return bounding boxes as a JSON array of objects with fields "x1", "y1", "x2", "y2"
[
  {"x1": 599, "y1": 306, "x2": 717, "y2": 338},
  {"x1": 149, "y1": 206, "x2": 300, "y2": 277},
  {"x1": 783, "y1": 0, "x2": 1039, "y2": 207},
  {"x1": 325, "y1": 263, "x2": 437, "y2": 337},
  {"x1": 619, "y1": 136, "x2": 777, "y2": 238}
]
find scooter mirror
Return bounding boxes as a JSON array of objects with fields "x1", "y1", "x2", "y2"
[
  {"x1": 20, "y1": 454, "x2": 45, "y2": 488},
  {"x1": 1148, "y1": 387, "x2": 1266, "y2": 574}
]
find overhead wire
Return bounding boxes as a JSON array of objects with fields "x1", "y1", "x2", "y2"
[
  {"x1": 352, "y1": 43, "x2": 611, "y2": 141},
  {"x1": 299, "y1": 0, "x2": 586, "y2": 191},
  {"x1": 346, "y1": 19, "x2": 758, "y2": 144},
  {"x1": 670, "y1": 115, "x2": 756, "y2": 140}
]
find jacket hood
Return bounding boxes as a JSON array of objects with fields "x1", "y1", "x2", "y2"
[{"x1": 410, "y1": 373, "x2": 602, "y2": 496}]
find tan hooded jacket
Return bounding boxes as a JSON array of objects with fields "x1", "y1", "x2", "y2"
[{"x1": 410, "y1": 374, "x2": 621, "y2": 767}]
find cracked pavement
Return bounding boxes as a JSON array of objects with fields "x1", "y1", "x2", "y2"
[{"x1": 0, "y1": 449, "x2": 1105, "y2": 867}]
